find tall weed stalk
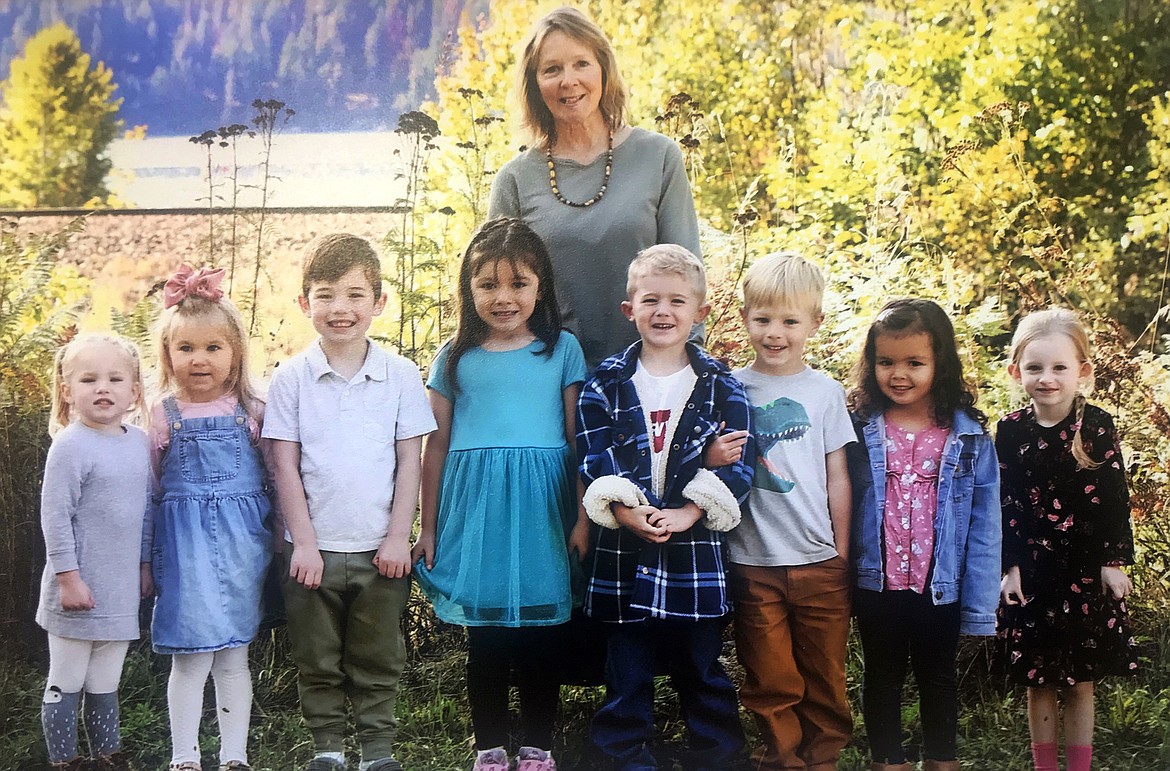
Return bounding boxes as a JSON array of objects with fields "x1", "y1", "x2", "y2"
[{"x1": 0, "y1": 217, "x2": 90, "y2": 658}]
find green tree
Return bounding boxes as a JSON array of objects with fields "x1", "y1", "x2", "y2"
[{"x1": 0, "y1": 23, "x2": 123, "y2": 208}]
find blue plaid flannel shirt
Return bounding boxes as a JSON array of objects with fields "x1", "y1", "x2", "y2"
[{"x1": 577, "y1": 341, "x2": 755, "y2": 622}]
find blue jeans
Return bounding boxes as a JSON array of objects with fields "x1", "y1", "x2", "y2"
[{"x1": 591, "y1": 618, "x2": 744, "y2": 770}]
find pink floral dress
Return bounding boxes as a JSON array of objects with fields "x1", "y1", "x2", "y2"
[{"x1": 996, "y1": 403, "x2": 1138, "y2": 686}]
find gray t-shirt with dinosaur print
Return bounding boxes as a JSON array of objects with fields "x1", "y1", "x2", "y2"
[{"x1": 728, "y1": 365, "x2": 855, "y2": 566}]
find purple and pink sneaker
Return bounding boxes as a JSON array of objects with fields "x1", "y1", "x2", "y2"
[
  {"x1": 515, "y1": 746, "x2": 557, "y2": 771},
  {"x1": 472, "y1": 747, "x2": 510, "y2": 771}
]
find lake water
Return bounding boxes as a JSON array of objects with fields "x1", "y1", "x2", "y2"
[{"x1": 106, "y1": 131, "x2": 411, "y2": 209}]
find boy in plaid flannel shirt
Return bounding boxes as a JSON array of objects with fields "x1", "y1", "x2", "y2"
[{"x1": 577, "y1": 244, "x2": 754, "y2": 771}]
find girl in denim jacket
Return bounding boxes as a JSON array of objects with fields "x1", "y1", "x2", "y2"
[{"x1": 845, "y1": 299, "x2": 1001, "y2": 771}]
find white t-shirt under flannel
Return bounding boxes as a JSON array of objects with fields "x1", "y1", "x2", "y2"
[
  {"x1": 262, "y1": 339, "x2": 436, "y2": 552},
  {"x1": 631, "y1": 361, "x2": 697, "y2": 497},
  {"x1": 728, "y1": 365, "x2": 855, "y2": 566}
]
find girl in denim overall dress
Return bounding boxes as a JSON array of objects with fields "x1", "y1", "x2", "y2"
[
  {"x1": 148, "y1": 266, "x2": 273, "y2": 771},
  {"x1": 845, "y1": 299, "x2": 1001, "y2": 771}
]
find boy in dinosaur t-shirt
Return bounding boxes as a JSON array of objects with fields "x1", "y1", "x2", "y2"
[{"x1": 724, "y1": 251, "x2": 856, "y2": 771}]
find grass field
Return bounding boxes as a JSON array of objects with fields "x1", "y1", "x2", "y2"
[{"x1": 2, "y1": 586, "x2": 1169, "y2": 771}]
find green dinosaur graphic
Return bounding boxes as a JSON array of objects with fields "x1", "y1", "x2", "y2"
[{"x1": 752, "y1": 397, "x2": 811, "y2": 493}]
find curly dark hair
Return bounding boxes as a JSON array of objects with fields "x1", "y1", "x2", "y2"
[
  {"x1": 443, "y1": 217, "x2": 563, "y2": 394},
  {"x1": 847, "y1": 298, "x2": 987, "y2": 429}
]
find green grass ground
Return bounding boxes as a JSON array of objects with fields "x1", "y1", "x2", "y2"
[{"x1": 3, "y1": 590, "x2": 1169, "y2": 771}]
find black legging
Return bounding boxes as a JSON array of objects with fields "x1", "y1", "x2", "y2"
[
  {"x1": 466, "y1": 624, "x2": 563, "y2": 751},
  {"x1": 854, "y1": 588, "x2": 961, "y2": 763}
]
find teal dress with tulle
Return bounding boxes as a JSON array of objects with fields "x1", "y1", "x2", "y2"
[{"x1": 415, "y1": 331, "x2": 586, "y2": 627}]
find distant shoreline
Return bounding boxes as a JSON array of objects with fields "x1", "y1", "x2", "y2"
[{"x1": 104, "y1": 131, "x2": 412, "y2": 209}]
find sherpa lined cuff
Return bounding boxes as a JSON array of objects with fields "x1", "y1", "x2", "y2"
[
  {"x1": 583, "y1": 475, "x2": 649, "y2": 529},
  {"x1": 683, "y1": 468, "x2": 742, "y2": 532}
]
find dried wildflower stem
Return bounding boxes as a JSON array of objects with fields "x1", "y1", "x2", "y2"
[
  {"x1": 249, "y1": 100, "x2": 293, "y2": 336},
  {"x1": 392, "y1": 111, "x2": 440, "y2": 358}
]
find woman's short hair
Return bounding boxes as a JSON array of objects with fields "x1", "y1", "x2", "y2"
[{"x1": 515, "y1": 6, "x2": 629, "y2": 147}]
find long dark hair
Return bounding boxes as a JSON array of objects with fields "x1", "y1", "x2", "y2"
[
  {"x1": 847, "y1": 298, "x2": 987, "y2": 429},
  {"x1": 444, "y1": 217, "x2": 563, "y2": 393}
]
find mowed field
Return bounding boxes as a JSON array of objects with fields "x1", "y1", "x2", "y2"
[{"x1": 10, "y1": 208, "x2": 406, "y2": 364}]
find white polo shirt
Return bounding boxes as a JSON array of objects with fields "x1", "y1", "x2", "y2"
[{"x1": 262, "y1": 338, "x2": 436, "y2": 552}]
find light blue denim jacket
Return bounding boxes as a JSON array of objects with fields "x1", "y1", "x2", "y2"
[{"x1": 846, "y1": 409, "x2": 1001, "y2": 636}]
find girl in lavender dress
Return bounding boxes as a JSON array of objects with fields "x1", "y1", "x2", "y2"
[{"x1": 37, "y1": 333, "x2": 150, "y2": 770}]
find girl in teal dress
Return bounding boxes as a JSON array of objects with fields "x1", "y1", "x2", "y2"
[{"x1": 413, "y1": 218, "x2": 587, "y2": 771}]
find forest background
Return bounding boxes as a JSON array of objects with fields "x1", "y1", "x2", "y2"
[{"x1": 2, "y1": 0, "x2": 1170, "y2": 769}]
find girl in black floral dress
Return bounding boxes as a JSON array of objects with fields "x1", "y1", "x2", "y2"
[{"x1": 997, "y1": 308, "x2": 1137, "y2": 771}]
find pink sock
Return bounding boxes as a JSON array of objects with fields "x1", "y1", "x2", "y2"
[
  {"x1": 1030, "y1": 742, "x2": 1058, "y2": 771},
  {"x1": 1066, "y1": 744, "x2": 1093, "y2": 771}
]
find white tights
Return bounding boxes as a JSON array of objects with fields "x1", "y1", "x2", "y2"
[
  {"x1": 167, "y1": 646, "x2": 252, "y2": 765},
  {"x1": 45, "y1": 635, "x2": 129, "y2": 695}
]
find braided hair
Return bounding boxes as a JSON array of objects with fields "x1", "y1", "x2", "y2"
[{"x1": 1008, "y1": 308, "x2": 1100, "y2": 470}]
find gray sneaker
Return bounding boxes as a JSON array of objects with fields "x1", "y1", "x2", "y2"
[{"x1": 364, "y1": 759, "x2": 403, "y2": 771}]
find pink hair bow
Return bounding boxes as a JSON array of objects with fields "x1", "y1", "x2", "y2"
[{"x1": 163, "y1": 264, "x2": 226, "y2": 308}]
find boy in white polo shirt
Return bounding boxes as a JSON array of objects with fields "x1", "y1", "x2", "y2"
[{"x1": 264, "y1": 234, "x2": 436, "y2": 771}]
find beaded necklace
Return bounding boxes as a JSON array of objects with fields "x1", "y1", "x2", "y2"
[{"x1": 546, "y1": 131, "x2": 613, "y2": 208}]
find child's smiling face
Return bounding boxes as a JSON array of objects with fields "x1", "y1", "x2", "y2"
[
  {"x1": 621, "y1": 271, "x2": 710, "y2": 355},
  {"x1": 299, "y1": 264, "x2": 386, "y2": 348},
  {"x1": 742, "y1": 302, "x2": 822, "y2": 377},
  {"x1": 470, "y1": 256, "x2": 540, "y2": 344},
  {"x1": 873, "y1": 331, "x2": 936, "y2": 412},
  {"x1": 61, "y1": 341, "x2": 140, "y2": 433},
  {"x1": 1010, "y1": 333, "x2": 1090, "y2": 420}
]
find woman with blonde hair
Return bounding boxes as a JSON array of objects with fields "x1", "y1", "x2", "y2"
[{"x1": 489, "y1": 6, "x2": 701, "y2": 370}]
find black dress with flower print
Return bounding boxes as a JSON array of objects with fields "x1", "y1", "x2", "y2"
[{"x1": 996, "y1": 402, "x2": 1138, "y2": 687}]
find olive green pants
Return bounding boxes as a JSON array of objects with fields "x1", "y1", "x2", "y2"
[{"x1": 281, "y1": 550, "x2": 410, "y2": 760}]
